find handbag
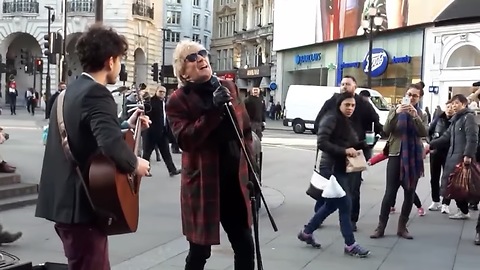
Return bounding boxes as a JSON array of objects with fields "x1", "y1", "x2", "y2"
[
  {"x1": 322, "y1": 175, "x2": 346, "y2": 199},
  {"x1": 445, "y1": 162, "x2": 470, "y2": 200},
  {"x1": 346, "y1": 149, "x2": 368, "y2": 173},
  {"x1": 306, "y1": 149, "x2": 329, "y2": 200},
  {"x1": 468, "y1": 162, "x2": 480, "y2": 198}
]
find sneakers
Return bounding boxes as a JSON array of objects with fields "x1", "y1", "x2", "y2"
[
  {"x1": 344, "y1": 243, "x2": 371, "y2": 258},
  {"x1": 449, "y1": 210, "x2": 470, "y2": 220},
  {"x1": 297, "y1": 230, "x2": 321, "y2": 248},
  {"x1": 441, "y1": 204, "x2": 450, "y2": 214},
  {"x1": 428, "y1": 202, "x2": 442, "y2": 211},
  {"x1": 418, "y1": 207, "x2": 426, "y2": 216}
]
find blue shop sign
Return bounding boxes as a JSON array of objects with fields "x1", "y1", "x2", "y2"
[
  {"x1": 362, "y1": 48, "x2": 389, "y2": 77},
  {"x1": 295, "y1": 52, "x2": 322, "y2": 65}
]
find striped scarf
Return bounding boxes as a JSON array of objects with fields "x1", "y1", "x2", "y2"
[{"x1": 397, "y1": 107, "x2": 424, "y2": 190}]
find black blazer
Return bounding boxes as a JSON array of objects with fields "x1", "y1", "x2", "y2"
[{"x1": 35, "y1": 75, "x2": 137, "y2": 224}]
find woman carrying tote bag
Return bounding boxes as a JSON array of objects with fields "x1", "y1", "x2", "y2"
[{"x1": 297, "y1": 92, "x2": 370, "y2": 258}]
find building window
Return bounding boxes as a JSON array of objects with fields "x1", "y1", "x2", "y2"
[
  {"x1": 221, "y1": 49, "x2": 227, "y2": 70},
  {"x1": 216, "y1": 50, "x2": 221, "y2": 70},
  {"x1": 205, "y1": 15, "x2": 209, "y2": 29},
  {"x1": 193, "y1": 0, "x2": 200, "y2": 6},
  {"x1": 227, "y1": 48, "x2": 233, "y2": 69},
  {"x1": 193, "y1": 13, "x2": 200, "y2": 27},
  {"x1": 165, "y1": 31, "x2": 181, "y2": 42},
  {"x1": 166, "y1": 11, "x2": 181, "y2": 24},
  {"x1": 217, "y1": 14, "x2": 236, "y2": 38},
  {"x1": 254, "y1": 7, "x2": 262, "y2": 26},
  {"x1": 230, "y1": 14, "x2": 236, "y2": 34},
  {"x1": 167, "y1": 0, "x2": 181, "y2": 3},
  {"x1": 192, "y1": 34, "x2": 200, "y2": 42},
  {"x1": 204, "y1": 36, "x2": 208, "y2": 47}
]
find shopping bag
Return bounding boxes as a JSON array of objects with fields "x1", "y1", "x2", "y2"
[
  {"x1": 306, "y1": 170, "x2": 329, "y2": 200},
  {"x1": 321, "y1": 175, "x2": 346, "y2": 199},
  {"x1": 306, "y1": 149, "x2": 329, "y2": 200},
  {"x1": 445, "y1": 162, "x2": 470, "y2": 200},
  {"x1": 346, "y1": 149, "x2": 368, "y2": 173}
]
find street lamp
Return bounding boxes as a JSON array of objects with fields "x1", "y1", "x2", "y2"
[
  {"x1": 161, "y1": 28, "x2": 172, "y2": 84},
  {"x1": 362, "y1": 4, "x2": 384, "y2": 89}
]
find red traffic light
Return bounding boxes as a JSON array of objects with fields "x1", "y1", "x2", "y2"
[{"x1": 36, "y1": 59, "x2": 43, "y2": 66}]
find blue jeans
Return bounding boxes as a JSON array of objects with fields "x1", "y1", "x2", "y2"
[
  {"x1": 305, "y1": 172, "x2": 355, "y2": 246},
  {"x1": 313, "y1": 165, "x2": 333, "y2": 212}
]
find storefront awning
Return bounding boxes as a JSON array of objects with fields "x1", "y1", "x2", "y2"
[
  {"x1": 259, "y1": 77, "x2": 271, "y2": 88},
  {"x1": 435, "y1": 0, "x2": 480, "y2": 22}
]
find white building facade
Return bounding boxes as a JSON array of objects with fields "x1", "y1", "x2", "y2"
[
  {"x1": 162, "y1": 0, "x2": 213, "y2": 90},
  {"x1": 0, "y1": 0, "x2": 163, "y2": 106},
  {"x1": 423, "y1": 22, "x2": 480, "y2": 109}
]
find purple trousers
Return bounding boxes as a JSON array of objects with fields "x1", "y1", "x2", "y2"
[{"x1": 55, "y1": 223, "x2": 110, "y2": 270}]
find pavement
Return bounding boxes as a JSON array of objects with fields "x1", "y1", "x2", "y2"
[{"x1": 0, "y1": 111, "x2": 479, "y2": 270}]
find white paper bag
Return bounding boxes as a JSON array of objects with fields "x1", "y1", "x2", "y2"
[{"x1": 322, "y1": 175, "x2": 346, "y2": 198}]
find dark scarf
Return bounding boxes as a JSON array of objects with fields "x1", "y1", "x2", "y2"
[{"x1": 398, "y1": 104, "x2": 424, "y2": 190}]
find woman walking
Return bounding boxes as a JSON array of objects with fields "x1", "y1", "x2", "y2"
[{"x1": 297, "y1": 92, "x2": 370, "y2": 258}]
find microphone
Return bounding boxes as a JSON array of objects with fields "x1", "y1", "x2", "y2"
[{"x1": 210, "y1": 76, "x2": 234, "y2": 107}]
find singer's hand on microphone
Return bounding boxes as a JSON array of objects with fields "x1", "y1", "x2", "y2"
[{"x1": 212, "y1": 86, "x2": 231, "y2": 107}]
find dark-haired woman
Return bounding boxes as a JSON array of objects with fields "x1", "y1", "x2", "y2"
[
  {"x1": 428, "y1": 94, "x2": 478, "y2": 221},
  {"x1": 371, "y1": 84, "x2": 428, "y2": 240},
  {"x1": 297, "y1": 92, "x2": 370, "y2": 258}
]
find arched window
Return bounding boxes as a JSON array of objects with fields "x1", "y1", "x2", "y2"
[{"x1": 446, "y1": 45, "x2": 480, "y2": 68}]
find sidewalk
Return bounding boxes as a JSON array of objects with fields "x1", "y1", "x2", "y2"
[{"x1": 265, "y1": 119, "x2": 290, "y2": 131}]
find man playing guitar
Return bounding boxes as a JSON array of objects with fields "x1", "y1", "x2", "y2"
[{"x1": 35, "y1": 24, "x2": 150, "y2": 270}]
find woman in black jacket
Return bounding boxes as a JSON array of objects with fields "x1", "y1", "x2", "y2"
[{"x1": 297, "y1": 92, "x2": 370, "y2": 258}]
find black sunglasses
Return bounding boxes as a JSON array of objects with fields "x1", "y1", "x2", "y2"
[{"x1": 185, "y1": 49, "x2": 208, "y2": 62}]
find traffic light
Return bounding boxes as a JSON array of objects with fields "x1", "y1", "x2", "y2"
[
  {"x1": 35, "y1": 59, "x2": 43, "y2": 72},
  {"x1": 151, "y1": 63, "x2": 159, "y2": 82},
  {"x1": 43, "y1": 33, "x2": 54, "y2": 56},
  {"x1": 20, "y1": 49, "x2": 29, "y2": 65}
]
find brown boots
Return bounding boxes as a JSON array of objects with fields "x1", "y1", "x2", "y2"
[
  {"x1": 370, "y1": 221, "x2": 386, "y2": 238},
  {"x1": 370, "y1": 217, "x2": 413, "y2": 239},
  {"x1": 396, "y1": 216, "x2": 413, "y2": 239}
]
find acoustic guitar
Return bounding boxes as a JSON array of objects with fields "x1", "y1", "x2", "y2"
[{"x1": 86, "y1": 92, "x2": 145, "y2": 235}]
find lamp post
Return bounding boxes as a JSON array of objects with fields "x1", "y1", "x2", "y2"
[
  {"x1": 362, "y1": 4, "x2": 384, "y2": 89},
  {"x1": 95, "y1": 0, "x2": 103, "y2": 22},
  {"x1": 161, "y1": 28, "x2": 172, "y2": 84}
]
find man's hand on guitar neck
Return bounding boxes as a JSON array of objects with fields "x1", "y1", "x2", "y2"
[
  {"x1": 127, "y1": 108, "x2": 151, "y2": 130},
  {"x1": 136, "y1": 157, "x2": 150, "y2": 177}
]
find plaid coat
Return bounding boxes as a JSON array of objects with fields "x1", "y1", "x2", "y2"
[{"x1": 166, "y1": 79, "x2": 253, "y2": 245}]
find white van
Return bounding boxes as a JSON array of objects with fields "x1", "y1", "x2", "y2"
[{"x1": 282, "y1": 85, "x2": 390, "y2": 134}]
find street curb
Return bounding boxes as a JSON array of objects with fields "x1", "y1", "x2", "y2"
[{"x1": 112, "y1": 186, "x2": 285, "y2": 270}]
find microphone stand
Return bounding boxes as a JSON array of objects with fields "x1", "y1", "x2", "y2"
[{"x1": 224, "y1": 103, "x2": 278, "y2": 270}]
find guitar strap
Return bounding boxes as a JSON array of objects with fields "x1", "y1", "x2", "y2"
[{"x1": 56, "y1": 91, "x2": 97, "y2": 211}]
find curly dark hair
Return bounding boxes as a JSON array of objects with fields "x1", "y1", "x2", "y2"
[{"x1": 75, "y1": 24, "x2": 128, "y2": 73}]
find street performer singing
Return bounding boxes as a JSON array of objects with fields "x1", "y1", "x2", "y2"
[
  {"x1": 166, "y1": 40, "x2": 255, "y2": 270},
  {"x1": 35, "y1": 24, "x2": 150, "y2": 270}
]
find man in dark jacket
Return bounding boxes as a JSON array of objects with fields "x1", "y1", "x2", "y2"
[
  {"x1": 244, "y1": 87, "x2": 266, "y2": 140},
  {"x1": 427, "y1": 101, "x2": 453, "y2": 213},
  {"x1": 46, "y1": 82, "x2": 66, "y2": 119},
  {"x1": 35, "y1": 25, "x2": 150, "y2": 270},
  {"x1": 313, "y1": 75, "x2": 383, "y2": 231}
]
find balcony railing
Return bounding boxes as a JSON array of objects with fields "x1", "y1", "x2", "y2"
[
  {"x1": 65, "y1": 0, "x2": 95, "y2": 14},
  {"x1": 132, "y1": 2, "x2": 154, "y2": 20},
  {"x1": 235, "y1": 24, "x2": 274, "y2": 43},
  {"x1": 2, "y1": 0, "x2": 39, "y2": 15}
]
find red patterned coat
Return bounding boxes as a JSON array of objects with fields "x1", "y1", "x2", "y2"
[{"x1": 165, "y1": 79, "x2": 253, "y2": 245}]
